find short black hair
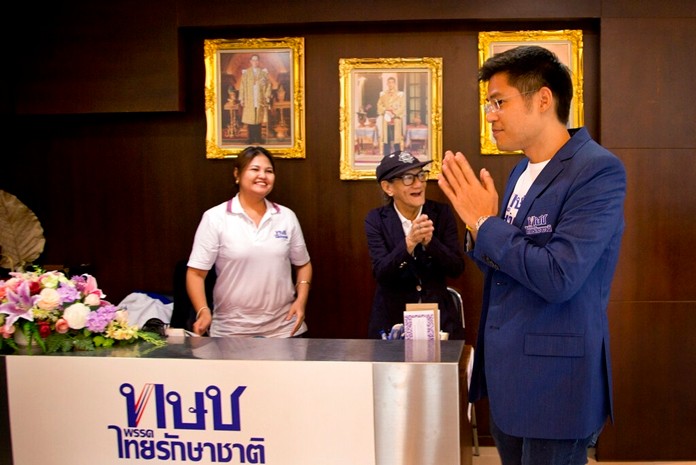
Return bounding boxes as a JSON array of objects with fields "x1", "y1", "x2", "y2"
[{"x1": 479, "y1": 45, "x2": 573, "y2": 125}]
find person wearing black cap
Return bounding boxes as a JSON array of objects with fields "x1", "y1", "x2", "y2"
[{"x1": 364, "y1": 150, "x2": 466, "y2": 339}]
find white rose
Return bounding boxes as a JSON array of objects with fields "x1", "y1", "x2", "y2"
[
  {"x1": 63, "y1": 303, "x2": 91, "y2": 329},
  {"x1": 37, "y1": 288, "x2": 61, "y2": 311}
]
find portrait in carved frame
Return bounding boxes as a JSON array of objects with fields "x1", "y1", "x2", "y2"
[
  {"x1": 339, "y1": 57, "x2": 443, "y2": 180},
  {"x1": 204, "y1": 37, "x2": 305, "y2": 159},
  {"x1": 478, "y1": 30, "x2": 584, "y2": 155}
]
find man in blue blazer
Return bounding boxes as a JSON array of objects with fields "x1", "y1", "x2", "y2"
[{"x1": 439, "y1": 46, "x2": 626, "y2": 464}]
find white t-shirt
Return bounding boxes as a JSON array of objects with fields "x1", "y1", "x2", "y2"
[
  {"x1": 187, "y1": 195, "x2": 310, "y2": 337},
  {"x1": 504, "y1": 159, "x2": 550, "y2": 224}
]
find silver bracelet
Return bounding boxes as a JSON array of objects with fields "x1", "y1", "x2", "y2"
[{"x1": 475, "y1": 215, "x2": 491, "y2": 231}]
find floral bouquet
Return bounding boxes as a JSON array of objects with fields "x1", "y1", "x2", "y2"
[{"x1": 0, "y1": 267, "x2": 165, "y2": 354}]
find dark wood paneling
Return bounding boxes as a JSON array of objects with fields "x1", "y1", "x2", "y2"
[
  {"x1": 597, "y1": 301, "x2": 696, "y2": 461},
  {"x1": 177, "y1": 0, "x2": 601, "y2": 27},
  {"x1": 611, "y1": 148, "x2": 696, "y2": 301},
  {"x1": 600, "y1": 18, "x2": 696, "y2": 149},
  {"x1": 14, "y1": 0, "x2": 181, "y2": 114},
  {"x1": 602, "y1": 0, "x2": 696, "y2": 17},
  {"x1": 596, "y1": 12, "x2": 696, "y2": 461}
]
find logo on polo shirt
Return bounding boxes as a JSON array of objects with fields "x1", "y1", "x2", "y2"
[{"x1": 274, "y1": 230, "x2": 288, "y2": 239}]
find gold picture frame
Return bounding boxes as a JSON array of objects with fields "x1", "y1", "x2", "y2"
[
  {"x1": 478, "y1": 30, "x2": 584, "y2": 155},
  {"x1": 339, "y1": 57, "x2": 443, "y2": 180},
  {"x1": 204, "y1": 37, "x2": 305, "y2": 159}
]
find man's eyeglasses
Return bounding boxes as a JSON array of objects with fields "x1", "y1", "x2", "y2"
[
  {"x1": 483, "y1": 90, "x2": 538, "y2": 114},
  {"x1": 391, "y1": 170, "x2": 429, "y2": 186}
]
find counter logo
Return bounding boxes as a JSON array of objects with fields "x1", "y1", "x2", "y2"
[
  {"x1": 108, "y1": 383, "x2": 266, "y2": 462},
  {"x1": 120, "y1": 383, "x2": 247, "y2": 430}
]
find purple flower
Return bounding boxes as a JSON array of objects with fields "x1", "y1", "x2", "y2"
[
  {"x1": 0, "y1": 280, "x2": 39, "y2": 327},
  {"x1": 70, "y1": 275, "x2": 88, "y2": 292},
  {"x1": 85, "y1": 304, "x2": 118, "y2": 333},
  {"x1": 57, "y1": 283, "x2": 80, "y2": 304}
]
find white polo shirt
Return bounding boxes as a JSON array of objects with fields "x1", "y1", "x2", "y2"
[{"x1": 188, "y1": 195, "x2": 310, "y2": 337}]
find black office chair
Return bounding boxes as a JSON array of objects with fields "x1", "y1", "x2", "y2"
[
  {"x1": 447, "y1": 286, "x2": 479, "y2": 456},
  {"x1": 447, "y1": 286, "x2": 465, "y2": 330},
  {"x1": 171, "y1": 260, "x2": 216, "y2": 331}
]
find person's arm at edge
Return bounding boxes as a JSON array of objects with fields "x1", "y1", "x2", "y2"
[
  {"x1": 187, "y1": 266, "x2": 212, "y2": 335},
  {"x1": 288, "y1": 261, "x2": 312, "y2": 336}
]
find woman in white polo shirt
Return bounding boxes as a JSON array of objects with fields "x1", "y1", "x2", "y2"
[{"x1": 186, "y1": 146, "x2": 312, "y2": 337}]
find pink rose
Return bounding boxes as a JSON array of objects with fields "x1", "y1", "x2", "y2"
[
  {"x1": 0, "y1": 323, "x2": 16, "y2": 338},
  {"x1": 4, "y1": 277, "x2": 21, "y2": 292},
  {"x1": 84, "y1": 293, "x2": 101, "y2": 307},
  {"x1": 54, "y1": 318, "x2": 70, "y2": 334}
]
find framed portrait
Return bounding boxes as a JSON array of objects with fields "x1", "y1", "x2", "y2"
[
  {"x1": 204, "y1": 37, "x2": 305, "y2": 159},
  {"x1": 478, "y1": 30, "x2": 584, "y2": 155},
  {"x1": 339, "y1": 57, "x2": 443, "y2": 180}
]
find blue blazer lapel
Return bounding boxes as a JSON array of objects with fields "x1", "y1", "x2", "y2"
[
  {"x1": 514, "y1": 160, "x2": 563, "y2": 228},
  {"x1": 513, "y1": 136, "x2": 580, "y2": 228}
]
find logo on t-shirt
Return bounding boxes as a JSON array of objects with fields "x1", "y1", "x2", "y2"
[
  {"x1": 505, "y1": 193, "x2": 524, "y2": 224},
  {"x1": 274, "y1": 230, "x2": 288, "y2": 239}
]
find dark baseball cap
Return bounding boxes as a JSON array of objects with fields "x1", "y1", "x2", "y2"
[{"x1": 376, "y1": 151, "x2": 431, "y2": 182}]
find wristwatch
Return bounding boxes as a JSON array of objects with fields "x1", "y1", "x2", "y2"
[{"x1": 475, "y1": 215, "x2": 491, "y2": 232}]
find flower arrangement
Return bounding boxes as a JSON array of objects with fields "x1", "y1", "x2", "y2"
[{"x1": 0, "y1": 267, "x2": 165, "y2": 354}]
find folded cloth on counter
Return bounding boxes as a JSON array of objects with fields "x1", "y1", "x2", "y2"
[{"x1": 118, "y1": 292, "x2": 174, "y2": 328}]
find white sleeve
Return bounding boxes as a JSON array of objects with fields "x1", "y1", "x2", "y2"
[
  {"x1": 287, "y1": 209, "x2": 310, "y2": 266},
  {"x1": 187, "y1": 210, "x2": 220, "y2": 271}
]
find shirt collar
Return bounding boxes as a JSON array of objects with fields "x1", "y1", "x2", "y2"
[
  {"x1": 393, "y1": 204, "x2": 423, "y2": 235},
  {"x1": 227, "y1": 194, "x2": 280, "y2": 215}
]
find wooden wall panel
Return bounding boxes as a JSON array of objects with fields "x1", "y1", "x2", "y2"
[
  {"x1": 597, "y1": 12, "x2": 696, "y2": 460},
  {"x1": 611, "y1": 148, "x2": 696, "y2": 301},
  {"x1": 598, "y1": 302, "x2": 696, "y2": 461},
  {"x1": 177, "y1": 0, "x2": 601, "y2": 27},
  {"x1": 600, "y1": 18, "x2": 696, "y2": 149},
  {"x1": 14, "y1": 0, "x2": 181, "y2": 114},
  {"x1": 602, "y1": 0, "x2": 696, "y2": 17}
]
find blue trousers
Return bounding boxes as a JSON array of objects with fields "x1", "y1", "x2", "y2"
[{"x1": 490, "y1": 414, "x2": 602, "y2": 465}]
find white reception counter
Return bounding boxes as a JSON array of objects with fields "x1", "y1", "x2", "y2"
[{"x1": 1, "y1": 337, "x2": 473, "y2": 465}]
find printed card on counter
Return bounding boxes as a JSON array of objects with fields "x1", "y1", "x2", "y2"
[{"x1": 403, "y1": 303, "x2": 440, "y2": 341}]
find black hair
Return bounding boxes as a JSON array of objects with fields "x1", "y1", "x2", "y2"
[
  {"x1": 479, "y1": 45, "x2": 573, "y2": 125},
  {"x1": 234, "y1": 146, "x2": 275, "y2": 179}
]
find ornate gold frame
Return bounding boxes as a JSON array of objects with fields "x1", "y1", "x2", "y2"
[
  {"x1": 478, "y1": 30, "x2": 584, "y2": 155},
  {"x1": 339, "y1": 57, "x2": 443, "y2": 180},
  {"x1": 204, "y1": 37, "x2": 305, "y2": 159}
]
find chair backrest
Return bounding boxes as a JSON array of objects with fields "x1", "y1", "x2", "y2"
[
  {"x1": 447, "y1": 286, "x2": 465, "y2": 329},
  {"x1": 171, "y1": 259, "x2": 217, "y2": 330}
]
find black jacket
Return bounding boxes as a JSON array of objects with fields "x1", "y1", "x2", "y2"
[{"x1": 365, "y1": 199, "x2": 465, "y2": 339}]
